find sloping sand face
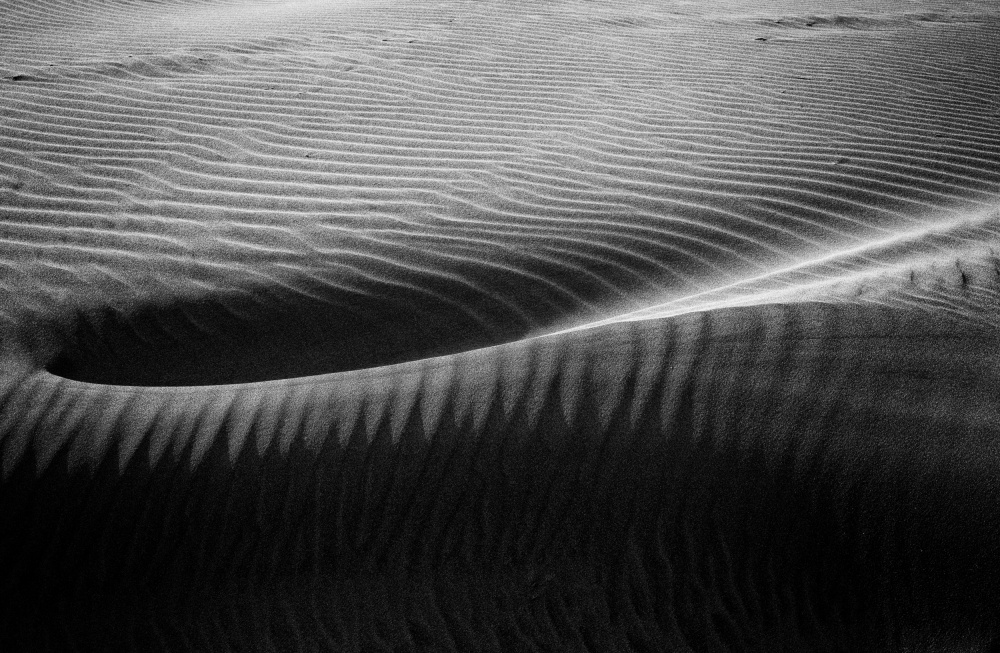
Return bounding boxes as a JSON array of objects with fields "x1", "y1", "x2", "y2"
[
  {"x1": 3, "y1": 0, "x2": 1000, "y2": 383},
  {"x1": 2, "y1": 0, "x2": 1000, "y2": 650}
]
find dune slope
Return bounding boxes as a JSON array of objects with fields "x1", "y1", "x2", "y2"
[{"x1": 2, "y1": 0, "x2": 999, "y2": 383}]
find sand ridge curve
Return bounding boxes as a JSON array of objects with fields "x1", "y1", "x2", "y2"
[{"x1": 1, "y1": 0, "x2": 999, "y2": 384}]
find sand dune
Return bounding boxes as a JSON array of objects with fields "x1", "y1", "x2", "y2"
[{"x1": 2, "y1": 0, "x2": 1000, "y2": 650}]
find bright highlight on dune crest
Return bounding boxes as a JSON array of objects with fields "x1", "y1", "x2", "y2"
[{"x1": 2, "y1": 0, "x2": 1000, "y2": 650}]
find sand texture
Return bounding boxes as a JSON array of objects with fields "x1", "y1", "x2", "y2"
[{"x1": 3, "y1": 0, "x2": 1000, "y2": 650}]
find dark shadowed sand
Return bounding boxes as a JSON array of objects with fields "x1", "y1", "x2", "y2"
[{"x1": 2, "y1": 0, "x2": 1000, "y2": 650}]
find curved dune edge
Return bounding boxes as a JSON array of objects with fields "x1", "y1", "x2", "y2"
[
  {"x1": 13, "y1": 203, "x2": 1000, "y2": 388},
  {"x1": 3, "y1": 265, "x2": 1000, "y2": 479}
]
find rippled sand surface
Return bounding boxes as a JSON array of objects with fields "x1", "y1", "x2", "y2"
[{"x1": 2, "y1": 0, "x2": 1000, "y2": 650}]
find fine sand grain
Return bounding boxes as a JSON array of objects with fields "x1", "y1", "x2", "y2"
[{"x1": 2, "y1": 0, "x2": 1000, "y2": 650}]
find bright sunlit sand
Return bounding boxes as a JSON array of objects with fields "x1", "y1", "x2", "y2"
[{"x1": 2, "y1": 0, "x2": 1000, "y2": 650}]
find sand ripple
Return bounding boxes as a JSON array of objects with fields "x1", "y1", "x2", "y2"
[
  {"x1": 1, "y1": 0, "x2": 999, "y2": 384},
  {"x1": 3, "y1": 0, "x2": 1000, "y2": 649}
]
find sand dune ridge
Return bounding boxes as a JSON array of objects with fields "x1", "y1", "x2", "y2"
[{"x1": 3, "y1": 0, "x2": 1000, "y2": 649}]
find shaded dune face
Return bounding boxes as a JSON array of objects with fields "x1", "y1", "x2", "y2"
[
  {"x1": 3, "y1": 0, "x2": 1000, "y2": 651},
  {"x1": 5, "y1": 298, "x2": 1000, "y2": 651},
  {"x1": 43, "y1": 284, "x2": 528, "y2": 385}
]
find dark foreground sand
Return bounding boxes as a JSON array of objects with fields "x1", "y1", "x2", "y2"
[{"x1": 2, "y1": 0, "x2": 1000, "y2": 650}]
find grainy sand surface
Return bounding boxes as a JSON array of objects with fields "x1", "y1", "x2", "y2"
[{"x1": 2, "y1": 0, "x2": 1000, "y2": 650}]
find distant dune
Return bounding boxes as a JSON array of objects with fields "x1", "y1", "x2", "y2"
[{"x1": 2, "y1": 0, "x2": 1000, "y2": 650}]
